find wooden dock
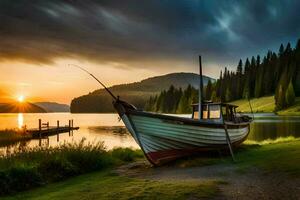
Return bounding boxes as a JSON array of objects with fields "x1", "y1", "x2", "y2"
[
  {"x1": 29, "y1": 126, "x2": 79, "y2": 138},
  {"x1": 24, "y1": 119, "x2": 79, "y2": 144}
]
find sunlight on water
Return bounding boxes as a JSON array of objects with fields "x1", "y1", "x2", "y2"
[
  {"x1": 0, "y1": 113, "x2": 139, "y2": 153},
  {"x1": 17, "y1": 113, "x2": 23, "y2": 129},
  {"x1": 0, "y1": 113, "x2": 300, "y2": 153}
]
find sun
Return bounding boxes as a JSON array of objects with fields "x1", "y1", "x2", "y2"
[{"x1": 18, "y1": 95, "x2": 24, "y2": 103}]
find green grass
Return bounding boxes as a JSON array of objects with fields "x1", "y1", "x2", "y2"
[
  {"x1": 277, "y1": 97, "x2": 300, "y2": 115},
  {"x1": 234, "y1": 138, "x2": 300, "y2": 175},
  {"x1": 0, "y1": 129, "x2": 31, "y2": 147},
  {"x1": 231, "y1": 96, "x2": 275, "y2": 113},
  {"x1": 231, "y1": 96, "x2": 300, "y2": 115},
  {"x1": 0, "y1": 140, "x2": 143, "y2": 195},
  {"x1": 172, "y1": 138, "x2": 300, "y2": 177},
  {"x1": 0, "y1": 171, "x2": 218, "y2": 200}
]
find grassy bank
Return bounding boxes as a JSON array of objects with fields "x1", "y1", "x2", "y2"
[
  {"x1": 236, "y1": 138, "x2": 300, "y2": 175},
  {"x1": 1, "y1": 171, "x2": 218, "y2": 200},
  {"x1": 1, "y1": 138, "x2": 299, "y2": 199},
  {"x1": 0, "y1": 129, "x2": 31, "y2": 147},
  {"x1": 230, "y1": 96, "x2": 300, "y2": 115},
  {"x1": 177, "y1": 137, "x2": 300, "y2": 176},
  {"x1": 0, "y1": 140, "x2": 143, "y2": 195}
]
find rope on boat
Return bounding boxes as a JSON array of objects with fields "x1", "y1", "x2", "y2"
[{"x1": 247, "y1": 98, "x2": 255, "y2": 120}]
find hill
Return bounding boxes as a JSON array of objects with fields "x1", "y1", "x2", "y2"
[
  {"x1": 34, "y1": 102, "x2": 70, "y2": 112},
  {"x1": 0, "y1": 102, "x2": 46, "y2": 113},
  {"x1": 71, "y1": 72, "x2": 214, "y2": 113}
]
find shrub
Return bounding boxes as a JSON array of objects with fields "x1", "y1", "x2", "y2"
[
  {"x1": 111, "y1": 148, "x2": 143, "y2": 162},
  {"x1": 285, "y1": 81, "x2": 296, "y2": 106},
  {"x1": 0, "y1": 140, "x2": 142, "y2": 195},
  {"x1": 0, "y1": 166, "x2": 43, "y2": 195},
  {"x1": 38, "y1": 157, "x2": 78, "y2": 182}
]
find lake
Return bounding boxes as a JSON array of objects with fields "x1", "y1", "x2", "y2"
[{"x1": 0, "y1": 113, "x2": 299, "y2": 154}]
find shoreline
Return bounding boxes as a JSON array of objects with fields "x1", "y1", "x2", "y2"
[{"x1": 1, "y1": 138, "x2": 299, "y2": 199}]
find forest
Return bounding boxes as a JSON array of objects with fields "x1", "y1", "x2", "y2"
[{"x1": 145, "y1": 40, "x2": 300, "y2": 113}]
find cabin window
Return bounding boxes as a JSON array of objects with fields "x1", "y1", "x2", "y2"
[
  {"x1": 193, "y1": 111, "x2": 199, "y2": 119},
  {"x1": 209, "y1": 105, "x2": 221, "y2": 119},
  {"x1": 192, "y1": 104, "x2": 221, "y2": 120}
]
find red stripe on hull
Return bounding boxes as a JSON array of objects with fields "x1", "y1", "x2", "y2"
[
  {"x1": 146, "y1": 137, "x2": 248, "y2": 166},
  {"x1": 147, "y1": 148, "x2": 209, "y2": 166}
]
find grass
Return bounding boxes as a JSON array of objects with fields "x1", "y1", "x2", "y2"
[
  {"x1": 0, "y1": 140, "x2": 144, "y2": 195},
  {"x1": 0, "y1": 129, "x2": 31, "y2": 147},
  {"x1": 234, "y1": 138, "x2": 300, "y2": 175},
  {"x1": 231, "y1": 96, "x2": 300, "y2": 115},
  {"x1": 1, "y1": 137, "x2": 299, "y2": 199},
  {"x1": 277, "y1": 97, "x2": 300, "y2": 115},
  {"x1": 171, "y1": 137, "x2": 300, "y2": 177},
  {"x1": 231, "y1": 96, "x2": 275, "y2": 113},
  {"x1": 0, "y1": 171, "x2": 218, "y2": 200}
]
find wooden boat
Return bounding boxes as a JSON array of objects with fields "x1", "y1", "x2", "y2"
[
  {"x1": 113, "y1": 100, "x2": 252, "y2": 166},
  {"x1": 72, "y1": 57, "x2": 253, "y2": 166},
  {"x1": 113, "y1": 56, "x2": 252, "y2": 165}
]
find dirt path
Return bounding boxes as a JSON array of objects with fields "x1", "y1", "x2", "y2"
[{"x1": 116, "y1": 161, "x2": 300, "y2": 200}]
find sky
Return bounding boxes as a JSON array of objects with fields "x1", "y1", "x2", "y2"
[{"x1": 1, "y1": 0, "x2": 300, "y2": 104}]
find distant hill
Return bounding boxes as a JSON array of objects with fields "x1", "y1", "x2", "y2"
[
  {"x1": 0, "y1": 102, "x2": 46, "y2": 113},
  {"x1": 71, "y1": 72, "x2": 214, "y2": 113},
  {"x1": 34, "y1": 102, "x2": 70, "y2": 112}
]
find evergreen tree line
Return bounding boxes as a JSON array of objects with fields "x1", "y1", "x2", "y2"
[
  {"x1": 209, "y1": 40, "x2": 300, "y2": 110},
  {"x1": 145, "y1": 40, "x2": 300, "y2": 113},
  {"x1": 144, "y1": 85, "x2": 199, "y2": 113}
]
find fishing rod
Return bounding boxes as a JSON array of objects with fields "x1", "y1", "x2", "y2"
[{"x1": 69, "y1": 64, "x2": 118, "y2": 101}]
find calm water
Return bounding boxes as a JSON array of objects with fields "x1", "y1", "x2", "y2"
[{"x1": 0, "y1": 113, "x2": 299, "y2": 154}]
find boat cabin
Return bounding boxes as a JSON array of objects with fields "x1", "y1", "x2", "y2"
[{"x1": 191, "y1": 102, "x2": 243, "y2": 123}]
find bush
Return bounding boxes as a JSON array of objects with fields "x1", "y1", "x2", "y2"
[
  {"x1": 0, "y1": 166, "x2": 43, "y2": 195},
  {"x1": 111, "y1": 148, "x2": 144, "y2": 162},
  {"x1": 38, "y1": 157, "x2": 78, "y2": 182},
  {"x1": 285, "y1": 81, "x2": 296, "y2": 106},
  {"x1": 0, "y1": 140, "x2": 142, "y2": 196}
]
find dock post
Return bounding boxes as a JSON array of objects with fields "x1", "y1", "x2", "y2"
[
  {"x1": 71, "y1": 119, "x2": 74, "y2": 136},
  {"x1": 57, "y1": 120, "x2": 60, "y2": 142},
  {"x1": 39, "y1": 119, "x2": 42, "y2": 146},
  {"x1": 69, "y1": 120, "x2": 71, "y2": 136},
  {"x1": 46, "y1": 122, "x2": 49, "y2": 139}
]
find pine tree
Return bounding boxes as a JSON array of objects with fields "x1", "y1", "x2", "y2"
[
  {"x1": 243, "y1": 58, "x2": 251, "y2": 99},
  {"x1": 295, "y1": 39, "x2": 300, "y2": 96},
  {"x1": 236, "y1": 59, "x2": 243, "y2": 99},
  {"x1": 205, "y1": 80, "x2": 213, "y2": 100},
  {"x1": 249, "y1": 56, "x2": 256, "y2": 97},
  {"x1": 225, "y1": 88, "x2": 232, "y2": 102},
  {"x1": 275, "y1": 84, "x2": 284, "y2": 110},
  {"x1": 285, "y1": 81, "x2": 296, "y2": 106},
  {"x1": 279, "y1": 44, "x2": 284, "y2": 57}
]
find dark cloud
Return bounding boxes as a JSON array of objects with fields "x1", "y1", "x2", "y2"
[{"x1": 0, "y1": 0, "x2": 300, "y2": 70}]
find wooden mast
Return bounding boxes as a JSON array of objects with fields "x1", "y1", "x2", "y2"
[{"x1": 198, "y1": 56, "x2": 204, "y2": 120}]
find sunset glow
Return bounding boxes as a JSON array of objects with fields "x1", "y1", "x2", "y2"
[
  {"x1": 18, "y1": 95, "x2": 24, "y2": 103},
  {"x1": 0, "y1": 1, "x2": 299, "y2": 105}
]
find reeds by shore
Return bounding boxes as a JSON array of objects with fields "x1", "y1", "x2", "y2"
[
  {"x1": 0, "y1": 129, "x2": 31, "y2": 147},
  {"x1": 0, "y1": 139, "x2": 143, "y2": 195}
]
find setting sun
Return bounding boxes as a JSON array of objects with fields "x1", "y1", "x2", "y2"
[{"x1": 18, "y1": 95, "x2": 24, "y2": 102}]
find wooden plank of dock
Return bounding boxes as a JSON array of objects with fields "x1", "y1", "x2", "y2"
[{"x1": 28, "y1": 126, "x2": 79, "y2": 138}]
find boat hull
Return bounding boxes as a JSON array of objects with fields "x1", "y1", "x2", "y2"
[{"x1": 114, "y1": 101, "x2": 250, "y2": 165}]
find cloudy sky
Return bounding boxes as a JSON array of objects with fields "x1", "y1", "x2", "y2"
[{"x1": 0, "y1": 0, "x2": 300, "y2": 103}]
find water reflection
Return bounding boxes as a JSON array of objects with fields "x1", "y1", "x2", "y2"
[
  {"x1": 17, "y1": 113, "x2": 23, "y2": 129},
  {"x1": 0, "y1": 113, "x2": 299, "y2": 153}
]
